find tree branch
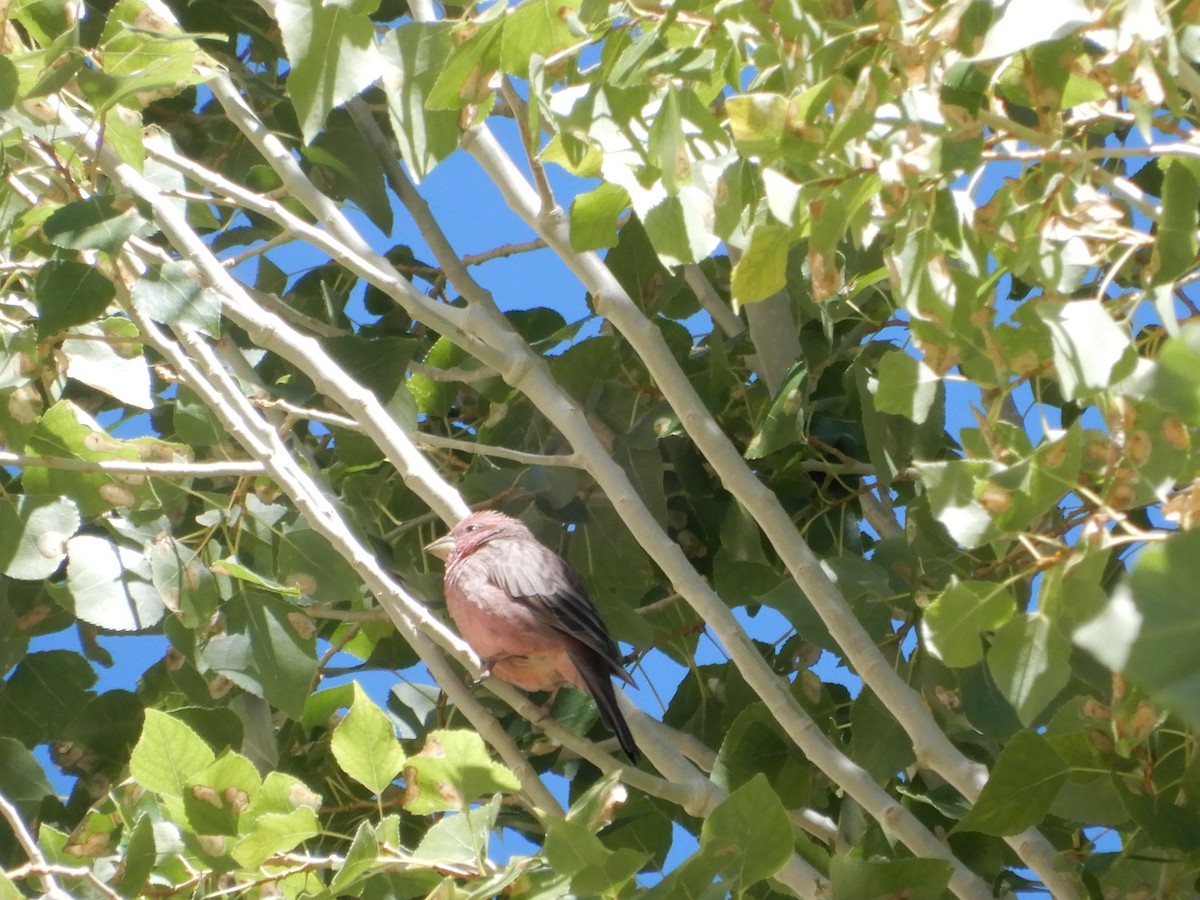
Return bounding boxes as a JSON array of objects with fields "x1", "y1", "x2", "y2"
[
  {"x1": 0, "y1": 452, "x2": 264, "y2": 477},
  {"x1": 682, "y1": 264, "x2": 743, "y2": 338},
  {"x1": 460, "y1": 124, "x2": 1075, "y2": 898},
  {"x1": 343, "y1": 102, "x2": 994, "y2": 897}
]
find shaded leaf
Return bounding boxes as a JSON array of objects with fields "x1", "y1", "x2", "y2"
[
  {"x1": 830, "y1": 855, "x2": 954, "y2": 900},
  {"x1": 987, "y1": 613, "x2": 1071, "y2": 725},
  {"x1": 956, "y1": 732, "x2": 1067, "y2": 835},
  {"x1": 131, "y1": 262, "x2": 221, "y2": 337},
  {"x1": 276, "y1": 0, "x2": 382, "y2": 142},
  {"x1": 200, "y1": 591, "x2": 318, "y2": 721},
  {"x1": 35, "y1": 261, "x2": 116, "y2": 337},
  {"x1": 381, "y1": 23, "x2": 460, "y2": 181},
  {"x1": 699, "y1": 774, "x2": 791, "y2": 890},
  {"x1": 43, "y1": 195, "x2": 144, "y2": 253}
]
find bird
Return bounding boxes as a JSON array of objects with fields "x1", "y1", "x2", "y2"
[{"x1": 424, "y1": 510, "x2": 640, "y2": 762}]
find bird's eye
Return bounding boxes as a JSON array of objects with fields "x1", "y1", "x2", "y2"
[{"x1": 465, "y1": 524, "x2": 478, "y2": 532}]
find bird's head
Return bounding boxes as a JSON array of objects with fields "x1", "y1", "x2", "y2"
[{"x1": 423, "y1": 510, "x2": 527, "y2": 562}]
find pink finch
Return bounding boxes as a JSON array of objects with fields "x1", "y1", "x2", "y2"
[{"x1": 425, "y1": 510, "x2": 639, "y2": 762}]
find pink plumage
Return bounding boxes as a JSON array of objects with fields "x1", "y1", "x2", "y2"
[{"x1": 425, "y1": 510, "x2": 639, "y2": 762}]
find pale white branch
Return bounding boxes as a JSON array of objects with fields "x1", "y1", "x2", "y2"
[
  {"x1": 0, "y1": 451, "x2": 264, "y2": 477},
  {"x1": 682, "y1": 263, "x2": 743, "y2": 338},
  {"x1": 460, "y1": 123, "x2": 1062, "y2": 899},
  {"x1": 0, "y1": 791, "x2": 77, "y2": 900},
  {"x1": 350, "y1": 106, "x2": 992, "y2": 896},
  {"x1": 145, "y1": 310, "x2": 562, "y2": 817}
]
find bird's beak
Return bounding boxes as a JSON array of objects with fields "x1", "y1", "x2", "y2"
[{"x1": 424, "y1": 534, "x2": 456, "y2": 561}]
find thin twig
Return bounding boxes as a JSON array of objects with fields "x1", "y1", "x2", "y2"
[{"x1": 0, "y1": 791, "x2": 77, "y2": 899}]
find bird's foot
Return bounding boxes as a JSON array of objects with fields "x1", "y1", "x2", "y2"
[{"x1": 536, "y1": 686, "x2": 563, "y2": 720}]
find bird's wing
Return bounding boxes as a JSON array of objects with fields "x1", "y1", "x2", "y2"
[{"x1": 477, "y1": 536, "x2": 635, "y2": 684}]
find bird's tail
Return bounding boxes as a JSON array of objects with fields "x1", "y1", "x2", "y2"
[{"x1": 570, "y1": 648, "x2": 640, "y2": 763}]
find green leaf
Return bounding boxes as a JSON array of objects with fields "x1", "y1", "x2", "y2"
[
  {"x1": 987, "y1": 613, "x2": 1072, "y2": 725},
  {"x1": 699, "y1": 774, "x2": 791, "y2": 890},
  {"x1": 276, "y1": 527, "x2": 363, "y2": 607},
  {"x1": 642, "y1": 851, "x2": 724, "y2": 900},
  {"x1": 0, "y1": 737, "x2": 54, "y2": 816},
  {"x1": 850, "y1": 690, "x2": 916, "y2": 782},
  {"x1": 60, "y1": 317, "x2": 153, "y2": 409},
  {"x1": 712, "y1": 703, "x2": 812, "y2": 807},
  {"x1": 411, "y1": 796, "x2": 500, "y2": 868},
  {"x1": 331, "y1": 682, "x2": 405, "y2": 795},
  {"x1": 873, "y1": 350, "x2": 940, "y2": 425},
  {"x1": 183, "y1": 751, "x2": 262, "y2": 836},
  {"x1": 956, "y1": 732, "x2": 1067, "y2": 835},
  {"x1": 648, "y1": 87, "x2": 686, "y2": 194},
  {"x1": 403, "y1": 730, "x2": 521, "y2": 815},
  {"x1": 130, "y1": 709, "x2": 217, "y2": 798},
  {"x1": 322, "y1": 335, "x2": 418, "y2": 421},
  {"x1": 731, "y1": 223, "x2": 790, "y2": 305},
  {"x1": 200, "y1": 591, "x2": 318, "y2": 721},
  {"x1": 328, "y1": 822, "x2": 380, "y2": 894},
  {"x1": 407, "y1": 336, "x2": 472, "y2": 416},
  {"x1": 21, "y1": 402, "x2": 163, "y2": 518},
  {"x1": 0, "y1": 56, "x2": 16, "y2": 111},
  {"x1": 969, "y1": 0, "x2": 1093, "y2": 60},
  {"x1": 243, "y1": 770, "x2": 322, "y2": 826},
  {"x1": 914, "y1": 458, "x2": 1002, "y2": 549},
  {"x1": 35, "y1": 261, "x2": 116, "y2": 337},
  {"x1": 544, "y1": 816, "x2": 610, "y2": 879},
  {"x1": 1146, "y1": 323, "x2": 1200, "y2": 424},
  {"x1": 113, "y1": 814, "x2": 156, "y2": 899},
  {"x1": 544, "y1": 814, "x2": 647, "y2": 898},
  {"x1": 1116, "y1": 777, "x2": 1200, "y2": 852},
  {"x1": 305, "y1": 114, "x2": 393, "y2": 233},
  {"x1": 43, "y1": 195, "x2": 145, "y2": 253},
  {"x1": 131, "y1": 262, "x2": 221, "y2": 337},
  {"x1": 426, "y1": 13, "x2": 504, "y2": 110},
  {"x1": 1075, "y1": 528, "x2": 1200, "y2": 730},
  {"x1": 642, "y1": 191, "x2": 718, "y2": 266},
  {"x1": 65, "y1": 534, "x2": 166, "y2": 631},
  {"x1": 572, "y1": 847, "x2": 648, "y2": 897},
  {"x1": 381, "y1": 24, "x2": 460, "y2": 181},
  {"x1": 830, "y1": 855, "x2": 954, "y2": 900},
  {"x1": 744, "y1": 360, "x2": 807, "y2": 460},
  {"x1": 95, "y1": 0, "x2": 201, "y2": 110},
  {"x1": 1037, "y1": 299, "x2": 1135, "y2": 400},
  {"x1": 209, "y1": 558, "x2": 301, "y2": 597},
  {"x1": 0, "y1": 495, "x2": 79, "y2": 581},
  {"x1": 276, "y1": 0, "x2": 382, "y2": 143},
  {"x1": 921, "y1": 579, "x2": 1015, "y2": 669},
  {"x1": 570, "y1": 182, "x2": 630, "y2": 251},
  {"x1": 150, "y1": 538, "x2": 220, "y2": 630},
  {"x1": 726, "y1": 93, "x2": 789, "y2": 157},
  {"x1": 232, "y1": 806, "x2": 320, "y2": 868},
  {"x1": 303, "y1": 683, "x2": 355, "y2": 734},
  {"x1": 0, "y1": 651, "x2": 96, "y2": 746},
  {"x1": 499, "y1": 0, "x2": 581, "y2": 80}
]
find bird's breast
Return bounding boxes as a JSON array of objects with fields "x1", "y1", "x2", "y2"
[{"x1": 445, "y1": 565, "x2": 565, "y2": 659}]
